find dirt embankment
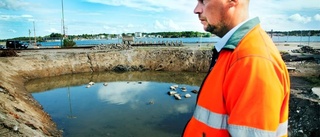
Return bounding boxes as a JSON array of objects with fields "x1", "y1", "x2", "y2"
[
  {"x1": 0, "y1": 47, "x2": 319, "y2": 137},
  {"x1": 0, "y1": 48, "x2": 212, "y2": 136}
]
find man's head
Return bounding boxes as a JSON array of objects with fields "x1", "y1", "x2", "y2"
[{"x1": 194, "y1": 0, "x2": 249, "y2": 38}]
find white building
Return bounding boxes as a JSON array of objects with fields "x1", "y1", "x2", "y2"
[{"x1": 135, "y1": 32, "x2": 143, "y2": 38}]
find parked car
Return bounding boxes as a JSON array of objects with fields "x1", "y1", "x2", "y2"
[
  {"x1": 6, "y1": 40, "x2": 28, "y2": 49},
  {"x1": 0, "y1": 45, "x2": 5, "y2": 49}
]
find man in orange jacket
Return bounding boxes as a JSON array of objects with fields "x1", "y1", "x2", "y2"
[{"x1": 183, "y1": 0, "x2": 290, "y2": 137}]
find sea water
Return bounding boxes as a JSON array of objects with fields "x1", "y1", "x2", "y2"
[{"x1": 39, "y1": 36, "x2": 320, "y2": 47}]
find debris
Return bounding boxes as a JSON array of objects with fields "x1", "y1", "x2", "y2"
[
  {"x1": 13, "y1": 125, "x2": 19, "y2": 132},
  {"x1": 0, "y1": 87, "x2": 7, "y2": 93},
  {"x1": 25, "y1": 122, "x2": 37, "y2": 130},
  {"x1": 147, "y1": 100, "x2": 154, "y2": 105},
  {"x1": 0, "y1": 50, "x2": 18, "y2": 57},
  {"x1": 191, "y1": 89, "x2": 199, "y2": 94},
  {"x1": 167, "y1": 91, "x2": 177, "y2": 95},
  {"x1": 311, "y1": 87, "x2": 320, "y2": 98},
  {"x1": 185, "y1": 94, "x2": 191, "y2": 98},
  {"x1": 174, "y1": 94, "x2": 182, "y2": 100},
  {"x1": 88, "y1": 82, "x2": 95, "y2": 85},
  {"x1": 170, "y1": 86, "x2": 176, "y2": 90},
  {"x1": 181, "y1": 87, "x2": 187, "y2": 92}
]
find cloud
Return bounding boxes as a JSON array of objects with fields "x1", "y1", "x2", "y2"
[
  {"x1": 127, "y1": 24, "x2": 134, "y2": 28},
  {"x1": 98, "y1": 82, "x2": 149, "y2": 105},
  {"x1": 314, "y1": 14, "x2": 320, "y2": 22},
  {"x1": 167, "y1": 20, "x2": 184, "y2": 30},
  {"x1": 8, "y1": 29, "x2": 17, "y2": 33},
  {"x1": 86, "y1": 0, "x2": 196, "y2": 12},
  {"x1": 153, "y1": 19, "x2": 184, "y2": 31},
  {"x1": 27, "y1": 18, "x2": 35, "y2": 22},
  {"x1": 0, "y1": 15, "x2": 19, "y2": 21},
  {"x1": 154, "y1": 20, "x2": 166, "y2": 30},
  {"x1": 248, "y1": 1, "x2": 320, "y2": 31},
  {"x1": 103, "y1": 25, "x2": 111, "y2": 30},
  {"x1": 288, "y1": 14, "x2": 312, "y2": 24},
  {"x1": 0, "y1": 14, "x2": 34, "y2": 22},
  {"x1": 21, "y1": 14, "x2": 33, "y2": 18},
  {"x1": 0, "y1": 0, "x2": 30, "y2": 10},
  {"x1": 250, "y1": 0, "x2": 320, "y2": 13},
  {"x1": 173, "y1": 104, "x2": 191, "y2": 114},
  {"x1": 46, "y1": 28, "x2": 59, "y2": 33}
]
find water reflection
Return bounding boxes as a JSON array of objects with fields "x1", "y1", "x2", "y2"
[
  {"x1": 27, "y1": 71, "x2": 206, "y2": 137},
  {"x1": 97, "y1": 82, "x2": 149, "y2": 105},
  {"x1": 26, "y1": 71, "x2": 206, "y2": 93}
]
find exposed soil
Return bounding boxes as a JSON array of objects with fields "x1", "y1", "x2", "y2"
[
  {"x1": 0, "y1": 45, "x2": 319, "y2": 137},
  {"x1": 286, "y1": 61, "x2": 320, "y2": 137}
]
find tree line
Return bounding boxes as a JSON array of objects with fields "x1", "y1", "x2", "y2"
[
  {"x1": 1, "y1": 30, "x2": 319, "y2": 42},
  {"x1": 1, "y1": 31, "x2": 212, "y2": 42},
  {"x1": 268, "y1": 30, "x2": 320, "y2": 36}
]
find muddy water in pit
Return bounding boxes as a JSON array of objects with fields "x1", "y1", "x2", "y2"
[{"x1": 26, "y1": 71, "x2": 207, "y2": 137}]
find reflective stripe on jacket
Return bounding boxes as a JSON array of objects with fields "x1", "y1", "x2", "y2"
[{"x1": 183, "y1": 17, "x2": 290, "y2": 137}]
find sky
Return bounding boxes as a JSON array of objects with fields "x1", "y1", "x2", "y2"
[{"x1": 0, "y1": 0, "x2": 319, "y2": 39}]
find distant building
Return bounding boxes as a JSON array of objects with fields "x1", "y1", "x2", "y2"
[
  {"x1": 99, "y1": 35, "x2": 105, "y2": 39},
  {"x1": 122, "y1": 36, "x2": 134, "y2": 45},
  {"x1": 135, "y1": 32, "x2": 142, "y2": 38},
  {"x1": 148, "y1": 35, "x2": 156, "y2": 38}
]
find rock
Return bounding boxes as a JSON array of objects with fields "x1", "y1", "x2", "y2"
[
  {"x1": 311, "y1": 87, "x2": 320, "y2": 98},
  {"x1": 191, "y1": 89, "x2": 199, "y2": 94},
  {"x1": 13, "y1": 125, "x2": 19, "y2": 131},
  {"x1": 0, "y1": 87, "x2": 7, "y2": 93},
  {"x1": 167, "y1": 91, "x2": 177, "y2": 95},
  {"x1": 181, "y1": 87, "x2": 187, "y2": 92},
  {"x1": 147, "y1": 100, "x2": 154, "y2": 105},
  {"x1": 112, "y1": 65, "x2": 130, "y2": 72},
  {"x1": 174, "y1": 94, "x2": 182, "y2": 100},
  {"x1": 170, "y1": 86, "x2": 176, "y2": 90},
  {"x1": 185, "y1": 94, "x2": 191, "y2": 98}
]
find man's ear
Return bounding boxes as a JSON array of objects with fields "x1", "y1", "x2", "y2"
[{"x1": 229, "y1": 0, "x2": 238, "y2": 7}]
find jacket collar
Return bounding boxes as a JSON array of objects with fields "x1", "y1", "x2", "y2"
[{"x1": 215, "y1": 17, "x2": 260, "y2": 51}]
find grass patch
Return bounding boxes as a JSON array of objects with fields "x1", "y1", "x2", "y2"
[{"x1": 303, "y1": 76, "x2": 320, "y2": 86}]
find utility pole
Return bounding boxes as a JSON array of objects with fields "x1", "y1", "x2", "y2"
[
  {"x1": 29, "y1": 29, "x2": 31, "y2": 44},
  {"x1": 33, "y1": 21, "x2": 37, "y2": 46},
  {"x1": 308, "y1": 31, "x2": 311, "y2": 46},
  {"x1": 300, "y1": 30, "x2": 302, "y2": 45},
  {"x1": 200, "y1": 34, "x2": 202, "y2": 47},
  {"x1": 61, "y1": 0, "x2": 66, "y2": 47},
  {"x1": 67, "y1": 86, "x2": 76, "y2": 119}
]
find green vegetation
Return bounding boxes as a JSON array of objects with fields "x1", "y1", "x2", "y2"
[
  {"x1": 304, "y1": 76, "x2": 320, "y2": 86},
  {"x1": 1, "y1": 30, "x2": 319, "y2": 42},
  {"x1": 268, "y1": 30, "x2": 320, "y2": 36},
  {"x1": 147, "y1": 31, "x2": 212, "y2": 38},
  {"x1": 62, "y1": 39, "x2": 76, "y2": 48},
  {"x1": 0, "y1": 31, "x2": 211, "y2": 42}
]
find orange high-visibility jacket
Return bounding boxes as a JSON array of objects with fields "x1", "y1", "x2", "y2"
[{"x1": 183, "y1": 17, "x2": 290, "y2": 137}]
